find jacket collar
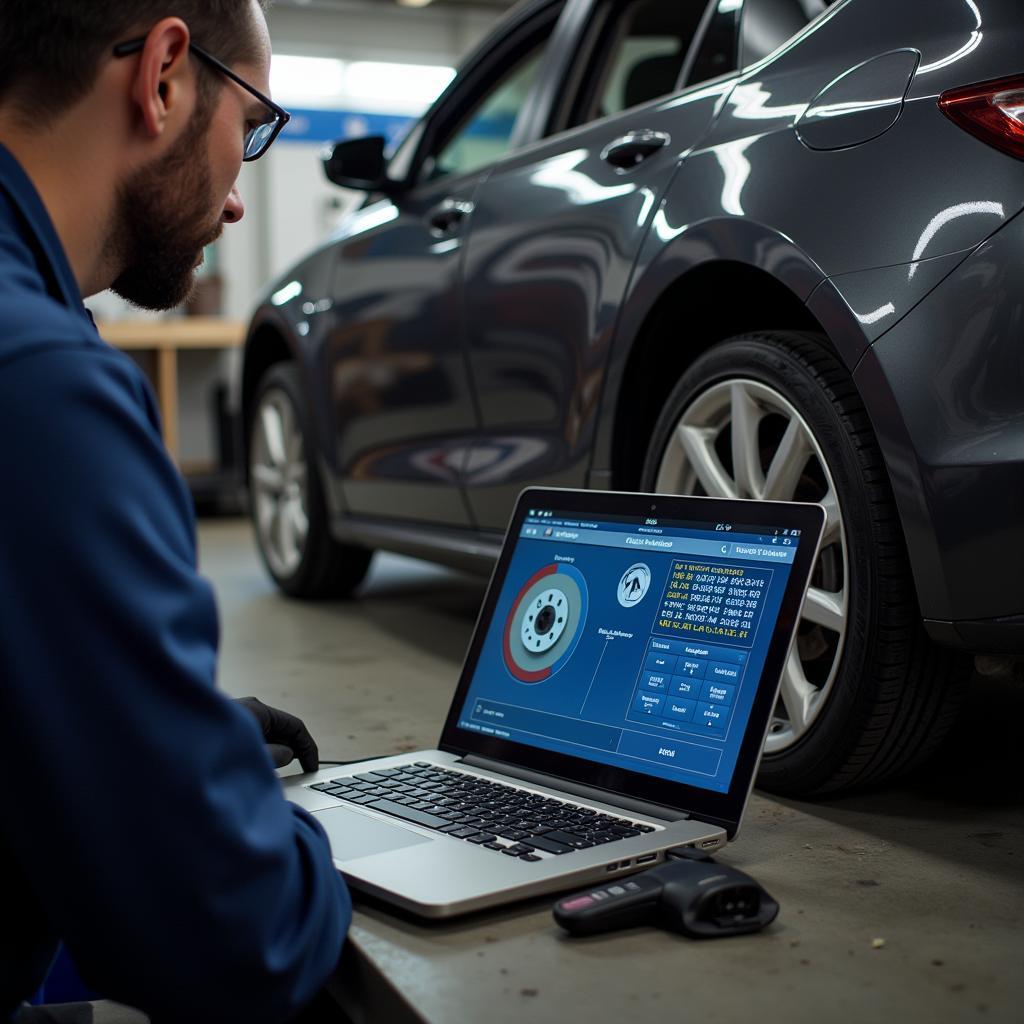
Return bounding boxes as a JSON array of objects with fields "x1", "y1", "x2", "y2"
[{"x1": 0, "y1": 142, "x2": 88, "y2": 318}]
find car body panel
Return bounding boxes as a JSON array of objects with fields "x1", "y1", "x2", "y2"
[
  {"x1": 806, "y1": 246, "x2": 975, "y2": 353},
  {"x1": 854, "y1": 208, "x2": 1024, "y2": 633},
  {"x1": 460, "y1": 78, "x2": 734, "y2": 528},
  {"x1": 317, "y1": 187, "x2": 481, "y2": 527}
]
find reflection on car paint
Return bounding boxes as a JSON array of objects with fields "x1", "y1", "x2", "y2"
[
  {"x1": 917, "y1": 0, "x2": 982, "y2": 76},
  {"x1": 909, "y1": 200, "x2": 1004, "y2": 271}
]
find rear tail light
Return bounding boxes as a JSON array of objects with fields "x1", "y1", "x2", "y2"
[{"x1": 939, "y1": 75, "x2": 1024, "y2": 160}]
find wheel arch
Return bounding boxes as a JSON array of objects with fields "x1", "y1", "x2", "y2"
[
  {"x1": 241, "y1": 313, "x2": 297, "y2": 479},
  {"x1": 607, "y1": 259, "x2": 827, "y2": 491}
]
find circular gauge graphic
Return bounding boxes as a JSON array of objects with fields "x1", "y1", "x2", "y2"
[
  {"x1": 520, "y1": 587, "x2": 570, "y2": 652},
  {"x1": 503, "y1": 563, "x2": 588, "y2": 683}
]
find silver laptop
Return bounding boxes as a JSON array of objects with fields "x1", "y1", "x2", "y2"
[{"x1": 285, "y1": 488, "x2": 824, "y2": 918}]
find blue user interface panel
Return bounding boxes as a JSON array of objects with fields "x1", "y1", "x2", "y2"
[{"x1": 455, "y1": 507, "x2": 804, "y2": 794}]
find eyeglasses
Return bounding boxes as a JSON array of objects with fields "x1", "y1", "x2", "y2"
[{"x1": 113, "y1": 37, "x2": 291, "y2": 161}]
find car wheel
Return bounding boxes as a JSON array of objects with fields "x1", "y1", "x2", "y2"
[
  {"x1": 248, "y1": 362, "x2": 373, "y2": 599},
  {"x1": 641, "y1": 331, "x2": 968, "y2": 795}
]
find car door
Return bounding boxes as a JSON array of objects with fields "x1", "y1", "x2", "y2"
[
  {"x1": 459, "y1": 0, "x2": 737, "y2": 529},
  {"x1": 326, "y1": 2, "x2": 567, "y2": 526}
]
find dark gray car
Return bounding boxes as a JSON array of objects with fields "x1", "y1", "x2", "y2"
[{"x1": 241, "y1": 0, "x2": 1024, "y2": 795}]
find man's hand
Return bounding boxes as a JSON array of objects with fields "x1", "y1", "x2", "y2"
[{"x1": 235, "y1": 697, "x2": 320, "y2": 772}]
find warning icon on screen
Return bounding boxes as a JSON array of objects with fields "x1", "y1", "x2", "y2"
[{"x1": 617, "y1": 563, "x2": 652, "y2": 608}]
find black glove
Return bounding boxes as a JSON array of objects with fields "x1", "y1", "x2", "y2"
[{"x1": 235, "y1": 697, "x2": 320, "y2": 772}]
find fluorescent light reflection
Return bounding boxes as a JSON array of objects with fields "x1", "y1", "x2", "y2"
[
  {"x1": 270, "y1": 55, "x2": 455, "y2": 113},
  {"x1": 271, "y1": 280, "x2": 302, "y2": 306},
  {"x1": 909, "y1": 200, "x2": 1003, "y2": 276},
  {"x1": 346, "y1": 62, "x2": 456, "y2": 113},
  {"x1": 856, "y1": 302, "x2": 896, "y2": 326},
  {"x1": 714, "y1": 139, "x2": 754, "y2": 216},
  {"x1": 918, "y1": 0, "x2": 983, "y2": 75},
  {"x1": 271, "y1": 56, "x2": 345, "y2": 105}
]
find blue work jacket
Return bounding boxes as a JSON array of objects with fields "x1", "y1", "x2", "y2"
[{"x1": 0, "y1": 143, "x2": 350, "y2": 1022}]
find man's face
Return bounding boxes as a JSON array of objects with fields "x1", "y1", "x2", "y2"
[
  {"x1": 108, "y1": 101, "x2": 222, "y2": 311},
  {"x1": 109, "y1": 7, "x2": 272, "y2": 311}
]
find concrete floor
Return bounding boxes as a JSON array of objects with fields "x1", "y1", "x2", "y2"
[{"x1": 199, "y1": 518, "x2": 1024, "y2": 1022}]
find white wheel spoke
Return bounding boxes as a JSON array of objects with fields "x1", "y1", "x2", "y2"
[
  {"x1": 259, "y1": 403, "x2": 287, "y2": 467},
  {"x1": 289, "y1": 498, "x2": 309, "y2": 543},
  {"x1": 277, "y1": 497, "x2": 296, "y2": 559},
  {"x1": 674, "y1": 424, "x2": 737, "y2": 499},
  {"x1": 820, "y1": 488, "x2": 842, "y2": 547},
  {"x1": 252, "y1": 464, "x2": 284, "y2": 492},
  {"x1": 730, "y1": 382, "x2": 765, "y2": 498},
  {"x1": 778, "y1": 647, "x2": 815, "y2": 739},
  {"x1": 803, "y1": 586, "x2": 844, "y2": 634},
  {"x1": 256, "y1": 494, "x2": 277, "y2": 537},
  {"x1": 762, "y1": 418, "x2": 811, "y2": 501}
]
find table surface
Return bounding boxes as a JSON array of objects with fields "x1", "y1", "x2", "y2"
[
  {"x1": 332, "y1": 787, "x2": 1024, "y2": 1024},
  {"x1": 96, "y1": 316, "x2": 246, "y2": 349}
]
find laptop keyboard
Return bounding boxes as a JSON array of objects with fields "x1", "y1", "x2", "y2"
[{"x1": 309, "y1": 762, "x2": 658, "y2": 863}]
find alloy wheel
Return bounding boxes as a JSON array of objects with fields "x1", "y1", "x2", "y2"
[
  {"x1": 653, "y1": 379, "x2": 848, "y2": 753},
  {"x1": 250, "y1": 386, "x2": 310, "y2": 580}
]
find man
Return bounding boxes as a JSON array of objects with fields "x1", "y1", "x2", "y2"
[{"x1": 0, "y1": 2, "x2": 351, "y2": 1021}]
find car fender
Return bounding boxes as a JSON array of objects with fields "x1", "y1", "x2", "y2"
[{"x1": 588, "y1": 215, "x2": 829, "y2": 479}]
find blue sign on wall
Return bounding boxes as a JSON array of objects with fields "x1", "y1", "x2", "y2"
[
  {"x1": 281, "y1": 107, "x2": 518, "y2": 148},
  {"x1": 281, "y1": 108, "x2": 415, "y2": 147}
]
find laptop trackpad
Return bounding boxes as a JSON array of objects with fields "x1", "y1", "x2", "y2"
[{"x1": 316, "y1": 806, "x2": 433, "y2": 862}]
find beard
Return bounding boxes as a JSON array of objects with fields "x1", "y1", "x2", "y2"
[{"x1": 108, "y1": 108, "x2": 224, "y2": 312}]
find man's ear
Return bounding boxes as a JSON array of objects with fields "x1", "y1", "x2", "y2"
[{"x1": 129, "y1": 18, "x2": 194, "y2": 141}]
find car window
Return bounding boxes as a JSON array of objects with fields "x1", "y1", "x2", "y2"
[
  {"x1": 684, "y1": 0, "x2": 744, "y2": 86},
  {"x1": 426, "y1": 47, "x2": 545, "y2": 183},
  {"x1": 740, "y1": 0, "x2": 835, "y2": 68},
  {"x1": 570, "y1": 0, "x2": 710, "y2": 128}
]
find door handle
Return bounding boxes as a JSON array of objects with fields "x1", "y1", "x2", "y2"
[
  {"x1": 601, "y1": 130, "x2": 671, "y2": 171},
  {"x1": 427, "y1": 198, "x2": 475, "y2": 236}
]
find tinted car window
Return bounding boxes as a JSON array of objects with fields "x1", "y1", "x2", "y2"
[
  {"x1": 740, "y1": 0, "x2": 833, "y2": 67},
  {"x1": 684, "y1": 0, "x2": 743, "y2": 86},
  {"x1": 572, "y1": 0, "x2": 710, "y2": 127},
  {"x1": 428, "y1": 48, "x2": 545, "y2": 182}
]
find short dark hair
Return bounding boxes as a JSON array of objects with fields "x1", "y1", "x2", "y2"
[{"x1": 0, "y1": 1, "x2": 269, "y2": 123}]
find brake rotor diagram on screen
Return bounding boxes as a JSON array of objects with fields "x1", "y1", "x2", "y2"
[{"x1": 503, "y1": 563, "x2": 589, "y2": 683}]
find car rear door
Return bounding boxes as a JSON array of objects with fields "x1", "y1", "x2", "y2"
[{"x1": 459, "y1": 0, "x2": 737, "y2": 529}]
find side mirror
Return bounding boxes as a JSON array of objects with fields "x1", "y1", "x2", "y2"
[{"x1": 321, "y1": 136, "x2": 399, "y2": 194}]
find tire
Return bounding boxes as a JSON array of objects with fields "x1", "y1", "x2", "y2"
[
  {"x1": 248, "y1": 362, "x2": 373, "y2": 599},
  {"x1": 641, "y1": 331, "x2": 968, "y2": 795}
]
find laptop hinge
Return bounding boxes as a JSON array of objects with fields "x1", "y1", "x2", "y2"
[{"x1": 460, "y1": 755, "x2": 690, "y2": 823}]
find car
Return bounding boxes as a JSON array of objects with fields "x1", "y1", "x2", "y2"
[{"x1": 241, "y1": 0, "x2": 1024, "y2": 796}]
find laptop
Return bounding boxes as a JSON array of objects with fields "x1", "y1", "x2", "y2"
[{"x1": 284, "y1": 487, "x2": 824, "y2": 918}]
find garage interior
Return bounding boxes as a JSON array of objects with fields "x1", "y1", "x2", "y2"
[{"x1": 6, "y1": 0, "x2": 1024, "y2": 1021}]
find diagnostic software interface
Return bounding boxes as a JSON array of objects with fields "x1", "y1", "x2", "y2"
[{"x1": 456, "y1": 505, "x2": 804, "y2": 794}]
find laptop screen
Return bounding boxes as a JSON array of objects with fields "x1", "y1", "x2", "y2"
[{"x1": 450, "y1": 497, "x2": 809, "y2": 797}]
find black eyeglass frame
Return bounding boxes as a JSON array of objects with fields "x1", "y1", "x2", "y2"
[{"x1": 113, "y1": 37, "x2": 291, "y2": 161}]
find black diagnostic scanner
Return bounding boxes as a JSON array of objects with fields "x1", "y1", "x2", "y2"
[{"x1": 553, "y1": 849, "x2": 778, "y2": 938}]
